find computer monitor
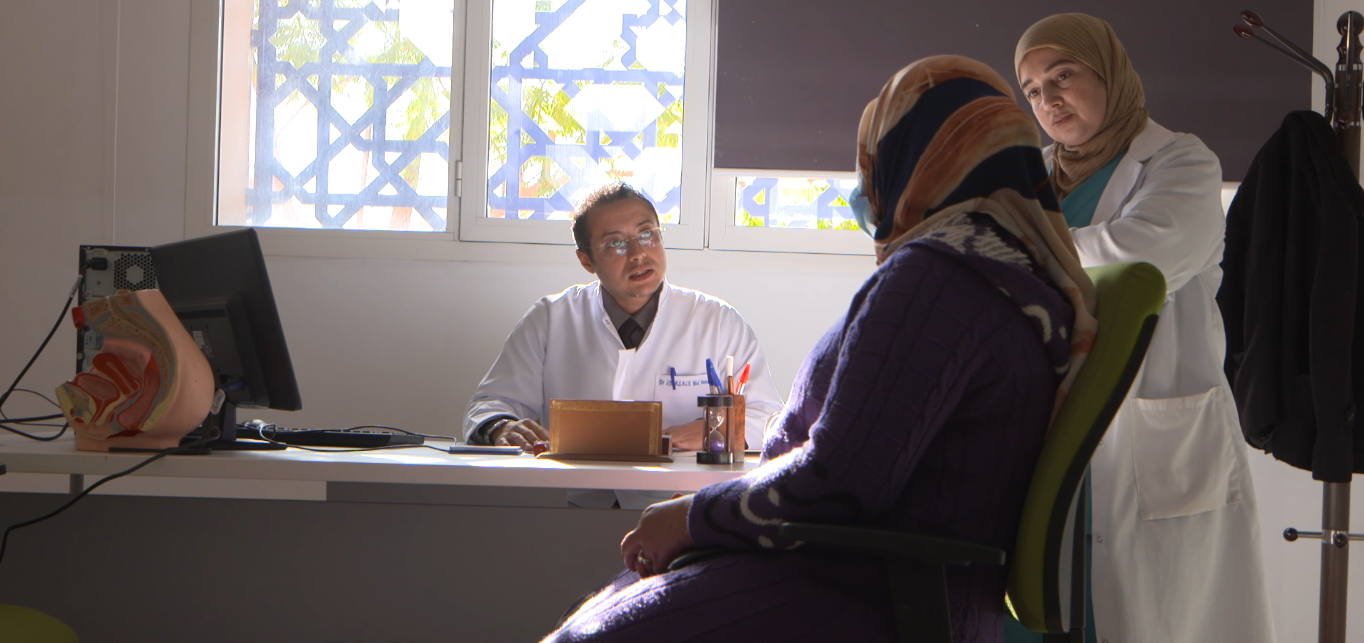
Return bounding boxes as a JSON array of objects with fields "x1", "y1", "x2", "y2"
[{"x1": 150, "y1": 228, "x2": 301, "y2": 448}]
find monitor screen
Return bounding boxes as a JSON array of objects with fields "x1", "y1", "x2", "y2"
[{"x1": 150, "y1": 229, "x2": 301, "y2": 445}]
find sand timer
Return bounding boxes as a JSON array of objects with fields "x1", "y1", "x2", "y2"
[{"x1": 696, "y1": 394, "x2": 735, "y2": 464}]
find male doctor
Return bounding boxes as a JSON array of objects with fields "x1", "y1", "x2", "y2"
[{"x1": 463, "y1": 183, "x2": 784, "y2": 507}]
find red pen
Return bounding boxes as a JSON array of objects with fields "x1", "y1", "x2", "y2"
[{"x1": 735, "y1": 363, "x2": 752, "y2": 394}]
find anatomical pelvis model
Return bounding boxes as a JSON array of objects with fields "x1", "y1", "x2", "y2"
[{"x1": 57, "y1": 289, "x2": 214, "y2": 451}]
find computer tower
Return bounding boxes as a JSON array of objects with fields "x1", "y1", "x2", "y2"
[{"x1": 77, "y1": 245, "x2": 157, "y2": 374}]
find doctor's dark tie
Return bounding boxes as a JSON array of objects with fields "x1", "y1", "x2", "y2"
[{"x1": 618, "y1": 318, "x2": 644, "y2": 350}]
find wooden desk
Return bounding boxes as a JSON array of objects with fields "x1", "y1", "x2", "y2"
[
  {"x1": 0, "y1": 435, "x2": 758, "y2": 642},
  {"x1": 0, "y1": 434, "x2": 756, "y2": 500}
]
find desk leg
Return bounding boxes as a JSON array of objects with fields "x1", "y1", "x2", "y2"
[{"x1": 69, "y1": 474, "x2": 84, "y2": 496}]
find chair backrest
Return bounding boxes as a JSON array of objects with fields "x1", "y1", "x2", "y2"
[{"x1": 1005, "y1": 262, "x2": 1165, "y2": 634}]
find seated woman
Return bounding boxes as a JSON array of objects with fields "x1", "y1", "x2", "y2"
[{"x1": 544, "y1": 55, "x2": 1097, "y2": 643}]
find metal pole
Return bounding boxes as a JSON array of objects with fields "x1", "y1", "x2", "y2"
[
  {"x1": 1332, "y1": 12, "x2": 1363, "y2": 176},
  {"x1": 1319, "y1": 483, "x2": 1351, "y2": 643},
  {"x1": 1321, "y1": 14, "x2": 1363, "y2": 643}
]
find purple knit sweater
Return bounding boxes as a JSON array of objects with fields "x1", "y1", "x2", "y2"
[{"x1": 548, "y1": 239, "x2": 1072, "y2": 643}]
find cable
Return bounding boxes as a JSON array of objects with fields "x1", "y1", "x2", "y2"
[
  {"x1": 0, "y1": 414, "x2": 64, "y2": 424},
  {"x1": 0, "y1": 428, "x2": 220, "y2": 570},
  {"x1": 0, "y1": 389, "x2": 62, "y2": 420},
  {"x1": 0, "y1": 276, "x2": 80, "y2": 443},
  {"x1": 0, "y1": 423, "x2": 68, "y2": 441},
  {"x1": 330, "y1": 424, "x2": 449, "y2": 441},
  {"x1": 1, "y1": 391, "x2": 68, "y2": 434},
  {"x1": 255, "y1": 441, "x2": 449, "y2": 455},
  {"x1": 243, "y1": 421, "x2": 449, "y2": 441},
  {"x1": 250, "y1": 424, "x2": 449, "y2": 454},
  {"x1": 0, "y1": 413, "x2": 69, "y2": 440},
  {"x1": 0, "y1": 276, "x2": 80, "y2": 415},
  {"x1": 14, "y1": 388, "x2": 60, "y2": 409}
]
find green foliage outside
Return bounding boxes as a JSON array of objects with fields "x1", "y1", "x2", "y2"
[
  {"x1": 515, "y1": 79, "x2": 584, "y2": 198},
  {"x1": 816, "y1": 219, "x2": 860, "y2": 231},
  {"x1": 355, "y1": 20, "x2": 451, "y2": 189}
]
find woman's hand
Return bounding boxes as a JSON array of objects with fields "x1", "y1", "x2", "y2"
[{"x1": 621, "y1": 494, "x2": 696, "y2": 577}]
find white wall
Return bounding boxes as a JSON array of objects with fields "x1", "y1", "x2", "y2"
[{"x1": 1, "y1": 1, "x2": 1362, "y2": 641}]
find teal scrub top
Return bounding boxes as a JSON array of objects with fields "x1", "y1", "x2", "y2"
[{"x1": 1059, "y1": 150, "x2": 1126, "y2": 228}]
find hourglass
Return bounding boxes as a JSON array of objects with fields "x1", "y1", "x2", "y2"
[
  {"x1": 696, "y1": 395, "x2": 735, "y2": 464},
  {"x1": 706, "y1": 410, "x2": 726, "y2": 453}
]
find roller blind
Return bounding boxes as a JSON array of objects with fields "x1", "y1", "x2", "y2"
[{"x1": 713, "y1": 0, "x2": 1313, "y2": 181}]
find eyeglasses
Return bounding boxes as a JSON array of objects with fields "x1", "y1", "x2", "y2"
[{"x1": 589, "y1": 227, "x2": 664, "y2": 256}]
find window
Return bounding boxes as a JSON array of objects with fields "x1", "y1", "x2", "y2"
[
  {"x1": 485, "y1": 0, "x2": 685, "y2": 223},
  {"x1": 459, "y1": 0, "x2": 709, "y2": 247},
  {"x1": 730, "y1": 175, "x2": 859, "y2": 230},
  {"x1": 708, "y1": 170, "x2": 873, "y2": 255},
  {"x1": 216, "y1": 0, "x2": 459, "y2": 233},
  {"x1": 193, "y1": 0, "x2": 858, "y2": 255}
]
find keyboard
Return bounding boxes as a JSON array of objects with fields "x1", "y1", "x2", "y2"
[{"x1": 235, "y1": 426, "x2": 425, "y2": 448}]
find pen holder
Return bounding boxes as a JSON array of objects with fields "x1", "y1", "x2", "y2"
[{"x1": 696, "y1": 394, "x2": 745, "y2": 464}]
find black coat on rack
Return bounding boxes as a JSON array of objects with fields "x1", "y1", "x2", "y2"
[{"x1": 1219, "y1": 110, "x2": 1364, "y2": 481}]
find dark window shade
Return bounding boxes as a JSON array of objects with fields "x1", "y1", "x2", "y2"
[{"x1": 714, "y1": 1, "x2": 1312, "y2": 181}]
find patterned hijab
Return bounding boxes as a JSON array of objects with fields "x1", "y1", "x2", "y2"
[
  {"x1": 1015, "y1": 13, "x2": 1148, "y2": 200},
  {"x1": 854, "y1": 54, "x2": 1098, "y2": 419}
]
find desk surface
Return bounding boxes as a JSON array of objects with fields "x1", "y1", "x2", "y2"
[{"x1": 0, "y1": 434, "x2": 757, "y2": 492}]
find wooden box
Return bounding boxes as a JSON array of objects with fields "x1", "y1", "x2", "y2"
[{"x1": 539, "y1": 399, "x2": 672, "y2": 463}]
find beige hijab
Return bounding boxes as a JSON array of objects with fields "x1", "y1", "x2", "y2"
[{"x1": 1015, "y1": 13, "x2": 1148, "y2": 200}]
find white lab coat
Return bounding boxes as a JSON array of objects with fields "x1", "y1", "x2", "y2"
[
  {"x1": 1049, "y1": 119, "x2": 1274, "y2": 643},
  {"x1": 464, "y1": 280, "x2": 784, "y2": 508}
]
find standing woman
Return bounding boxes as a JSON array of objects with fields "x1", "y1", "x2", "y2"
[{"x1": 1013, "y1": 13, "x2": 1274, "y2": 643}]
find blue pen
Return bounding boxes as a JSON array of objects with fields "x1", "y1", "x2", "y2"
[
  {"x1": 670, "y1": 366, "x2": 677, "y2": 390},
  {"x1": 705, "y1": 358, "x2": 723, "y2": 394}
]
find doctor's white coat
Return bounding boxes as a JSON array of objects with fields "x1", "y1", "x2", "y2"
[
  {"x1": 464, "y1": 280, "x2": 784, "y2": 457},
  {"x1": 1051, "y1": 119, "x2": 1275, "y2": 643}
]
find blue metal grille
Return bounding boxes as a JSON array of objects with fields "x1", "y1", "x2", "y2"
[
  {"x1": 248, "y1": 0, "x2": 452, "y2": 230},
  {"x1": 487, "y1": 0, "x2": 687, "y2": 222},
  {"x1": 736, "y1": 177, "x2": 859, "y2": 230}
]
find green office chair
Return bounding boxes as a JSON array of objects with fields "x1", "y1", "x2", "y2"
[
  {"x1": 780, "y1": 262, "x2": 1165, "y2": 643},
  {"x1": 0, "y1": 605, "x2": 78, "y2": 643}
]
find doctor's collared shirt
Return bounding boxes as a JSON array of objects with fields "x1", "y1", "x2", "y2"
[{"x1": 600, "y1": 284, "x2": 662, "y2": 349}]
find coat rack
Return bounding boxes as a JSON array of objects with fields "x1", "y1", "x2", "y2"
[{"x1": 1235, "y1": 10, "x2": 1364, "y2": 643}]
